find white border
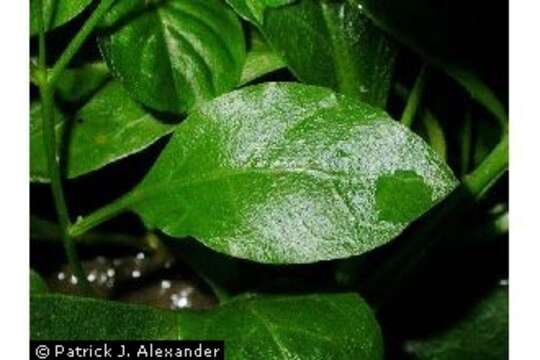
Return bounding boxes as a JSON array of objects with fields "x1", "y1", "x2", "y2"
[
  {"x1": 510, "y1": 1, "x2": 540, "y2": 359},
  {"x1": 0, "y1": 0, "x2": 536, "y2": 358},
  {"x1": 0, "y1": 0, "x2": 29, "y2": 358}
]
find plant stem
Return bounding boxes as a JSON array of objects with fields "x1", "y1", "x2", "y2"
[
  {"x1": 31, "y1": 215, "x2": 153, "y2": 251},
  {"x1": 69, "y1": 194, "x2": 133, "y2": 238},
  {"x1": 421, "y1": 109, "x2": 447, "y2": 160},
  {"x1": 463, "y1": 133, "x2": 508, "y2": 197},
  {"x1": 48, "y1": 0, "x2": 115, "y2": 88},
  {"x1": 36, "y1": 0, "x2": 115, "y2": 295},
  {"x1": 400, "y1": 64, "x2": 429, "y2": 127},
  {"x1": 36, "y1": 0, "x2": 91, "y2": 293}
]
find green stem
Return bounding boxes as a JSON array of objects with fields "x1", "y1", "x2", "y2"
[
  {"x1": 69, "y1": 193, "x2": 133, "y2": 238},
  {"x1": 36, "y1": 0, "x2": 115, "y2": 295},
  {"x1": 463, "y1": 133, "x2": 508, "y2": 197},
  {"x1": 31, "y1": 215, "x2": 152, "y2": 251},
  {"x1": 400, "y1": 65, "x2": 429, "y2": 127},
  {"x1": 48, "y1": 0, "x2": 115, "y2": 88},
  {"x1": 36, "y1": 0, "x2": 91, "y2": 293},
  {"x1": 421, "y1": 109, "x2": 447, "y2": 160}
]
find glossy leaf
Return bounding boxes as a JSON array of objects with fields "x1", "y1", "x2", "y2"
[
  {"x1": 350, "y1": 0, "x2": 508, "y2": 124},
  {"x1": 99, "y1": 0, "x2": 246, "y2": 114},
  {"x1": 30, "y1": 81, "x2": 174, "y2": 182},
  {"x1": 227, "y1": 0, "x2": 397, "y2": 107},
  {"x1": 183, "y1": 293, "x2": 383, "y2": 359},
  {"x1": 124, "y1": 83, "x2": 457, "y2": 264},
  {"x1": 55, "y1": 62, "x2": 110, "y2": 103},
  {"x1": 30, "y1": 0, "x2": 93, "y2": 35},
  {"x1": 406, "y1": 286, "x2": 508, "y2": 360},
  {"x1": 31, "y1": 293, "x2": 382, "y2": 359}
]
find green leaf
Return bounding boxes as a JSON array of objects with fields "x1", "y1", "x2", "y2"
[
  {"x1": 406, "y1": 286, "x2": 508, "y2": 360},
  {"x1": 124, "y1": 83, "x2": 457, "y2": 264},
  {"x1": 30, "y1": 0, "x2": 93, "y2": 36},
  {"x1": 55, "y1": 62, "x2": 110, "y2": 103},
  {"x1": 240, "y1": 32, "x2": 286, "y2": 85},
  {"x1": 227, "y1": 0, "x2": 397, "y2": 107},
  {"x1": 30, "y1": 270, "x2": 49, "y2": 295},
  {"x1": 99, "y1": 0, "x2": 246, "y2": 114},
  {"x1": 31, "y1": 293, "x2": 383, "y2": 359},
  {"x1": 350, "y1": 0, "x2": 507, "y2": 125},
  {"x1": 30, "y1": 81, "x2": 175, "y2": 182}
]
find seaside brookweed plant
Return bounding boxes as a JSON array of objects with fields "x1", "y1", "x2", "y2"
[{"x1": 30, "y1": 0, "x2": 508, "y2": 358}]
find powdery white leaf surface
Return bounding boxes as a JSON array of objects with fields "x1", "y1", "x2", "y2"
[{"x1": 127, "y1": 83, "x2": 457, "y2": 264}]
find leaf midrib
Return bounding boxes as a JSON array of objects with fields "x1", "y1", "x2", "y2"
[{"x1": 131, "y1": 164, "x2": 360, "y2": 207}]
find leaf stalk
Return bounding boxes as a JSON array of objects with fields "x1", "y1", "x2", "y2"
[
  {"x1": 69, "y1": 194, "x2": 133, "y2": 238},
  {"x1": 400, "y1": 65, "x2": 429, "y2": 127}
]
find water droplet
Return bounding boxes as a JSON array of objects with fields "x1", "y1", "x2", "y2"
[
  {"x1": 161, "y1": 280, "x2": 171, "y2": 289},
  {"x1": 170, "y1": 293, "x2": 190, "y2": 309},
  {"x1": 70, "y1": 275, "x2": 78, "y2": 285},
  {"x1": 131, "y1": 270, "x2": 141, "y2": 278},
  {"x1": 176, "y1": 297, "x2": 189, "y2": 308},
  {"x1": 57, "y1": 272, "x2": 66, "y2": 281},
  {"x1": 87, "y1": 272, "x2": 96, "y2": 282}
]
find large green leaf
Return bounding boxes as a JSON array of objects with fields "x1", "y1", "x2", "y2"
[
  {"x1": 30, "y1": 81, "x2": 174, "y2": 182},
  {"x1": 227, "y1": 0, "x2": 397, "y2": 107},
  {"x1": 99, "y1": 0, "x2": 246, "y2": 114},
  {"x1": 406, "y1": 286, "x2": 508, "y2": 360},
  {"x1": 30, "y1": 0, "x2": 93, "y2": 35},
  {"x1": 31, "y1": 293, "x2": 383, "y2": 359},
  {"x1": 112, "y1": 83, "x2": 457, "y2": 264}
]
